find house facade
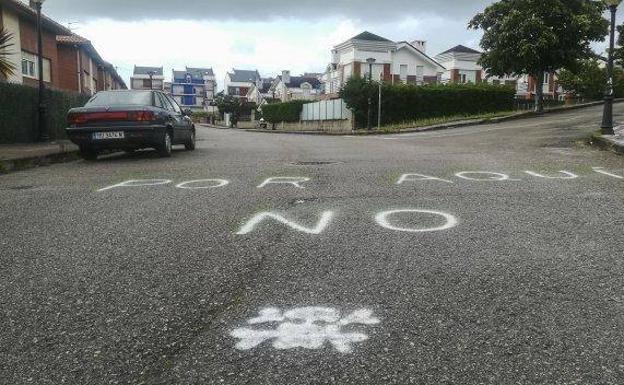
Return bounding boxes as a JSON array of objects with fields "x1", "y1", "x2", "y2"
[
  {"x1": 434, "y1": 44, "x2": 559, "y2": 100},
  {"x1": 320, "y1": 31, "x2": 446, "y2": 97},
  {"x1": 224, "y1": 69, "x2": 261, "y2": 100},
  {"x1": 131, "y1": 66, "x2": 164, "y2": 91},
  {"x1": 271, "y1": 70, "x2": 322, "y2": 102},
  {"x1": 434, "y1": 45, "x2": 483, "y2": 84},
  {"x1": 246, "y1": 77, "x2": 274, "y2": 106},
  {"x1": 170, "y1": 67, "x2": 217, "y2": 111},
  {"x1": 0, "y1": 0, "x2": 125, "y2": 92}
]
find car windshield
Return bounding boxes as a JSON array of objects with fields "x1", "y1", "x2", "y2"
[{"x1": 86, "y1": 91, "x2": 152, "y2": 107}]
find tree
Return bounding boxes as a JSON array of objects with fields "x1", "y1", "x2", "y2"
[
  {"x1": 0, "y1": 28, "x2": 15, "y2": 79},
  {"x1": 469, "y1": 0, "x2": 608, "y2": 112},
  {"x1": 214, "y1": 91, "x2": 256, "y2": 128},
  {"x1": 557, "y1": 59, "x2": 606, "y2": 101}
]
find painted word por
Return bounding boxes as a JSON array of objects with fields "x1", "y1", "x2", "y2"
[{"x1": 230, "y1": 307, "x2": 380, "y2": 353}]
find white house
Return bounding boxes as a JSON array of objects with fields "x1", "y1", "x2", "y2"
[
  {"x1": 320, "y1": 31, "x2": 446, "y2": 96},
  {"x1": 271, "y1": 71, "x2": 322, "y2": 102},
  {"x1": 130, "y1": 66, "x2": 165, "y2": 91},
  {"x1": 434, "y1": 45, "x2": 484, "y2": 84},
  {"x1": 224, "y1": 69, "x2": 261, "y2": 100},
  {"x1": 246, "y1": 77, "x2": 274, "y2": 106},
  {"x1": 434, "y1": 45, "x2": 560, "y2": 100}
]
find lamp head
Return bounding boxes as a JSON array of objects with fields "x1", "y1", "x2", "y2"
[
  {"x1": 31, "y1": 0, "x2": 46, "y2": 4},
  {"x1": 366, "y1": 58, "x2": 377, "y2": 64}
]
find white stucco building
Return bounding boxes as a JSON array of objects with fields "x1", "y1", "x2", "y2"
[
  {"x1": 320, "y1": 31, "x2": 446, "y2": 96},
  {"x1": 270, "y1": 71, "x2": 322, "y2": 102},
  {"x1": 224, "y1": 69, "x2": 261, "y2": 100},
  {"x1": 130, "y1": 66, "x2": 165, "y2": 91},
  {"x1": 434, "y1": 45, "x2": 484, "y2": 84}
]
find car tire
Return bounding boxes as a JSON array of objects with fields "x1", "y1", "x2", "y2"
[
  {"x1": 80, "y1": 148, "x2": 98, "y2": 161},
  {"x1": 185, "y1": 130, "x2": 196, "y2": 151},
  {"x1": 158, "y1": 131, "x2": 173, "y2": 158}
]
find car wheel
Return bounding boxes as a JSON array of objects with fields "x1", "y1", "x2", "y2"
[
  {"x1": 80, "y1": 148, "x2": 98, "y2": 161},
  {"x1": 158, "y1": 131, "x2": 173, "y2": 158},
  {"x1": 185, "y1": 130, "x2": 196, "y2": 151}
]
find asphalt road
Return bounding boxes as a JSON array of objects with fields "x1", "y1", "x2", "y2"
[{"x1": 2, "y1": 104, "x2": 624, "y2": 384}]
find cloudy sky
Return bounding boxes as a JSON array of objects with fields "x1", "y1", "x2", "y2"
[{"x1": 38, "y1": 0, "x2": 615, "y2": 88}]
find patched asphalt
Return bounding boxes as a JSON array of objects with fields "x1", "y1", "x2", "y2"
[{"x1": 1, "y1": 104, "x2": 624, "y2": 384}]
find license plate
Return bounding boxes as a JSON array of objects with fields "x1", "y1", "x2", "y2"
[{"x1": 93, "y1": 131, "x2": 124, "y2": 140}]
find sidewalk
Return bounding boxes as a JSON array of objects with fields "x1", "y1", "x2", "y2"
[
  {"x1": 593, "y1": 126, "x2": 624, "y2": 155},
  {"x1": 0, "y1": 140, "x2": 79, "y2": 174},
  {"x1": 242, "y1": 100, "x2": 620, "y2": 136}
]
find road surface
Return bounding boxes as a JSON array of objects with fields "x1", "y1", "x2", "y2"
[{"x1": 1, "y1": 104, "x2": 624, "y2": 384}]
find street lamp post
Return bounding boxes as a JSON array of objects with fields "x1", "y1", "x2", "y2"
[
  {"x1": 366, "y1": 58, "x2": 376, "y2": 130},
  {"x1": 601, "y1": 0, "x2": 622, "y2": 135},
  {"x1": 33, "y1": 0, "x2": 48, "y2": 141}
]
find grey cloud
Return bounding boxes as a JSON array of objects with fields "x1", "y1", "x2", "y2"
[{"x1": 42, "y1": 0, "x2": 491, "y2": 22}]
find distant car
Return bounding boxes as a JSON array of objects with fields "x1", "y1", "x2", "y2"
[{"x1": 65, "y1": 90, "x2": 196, "y2": 160}]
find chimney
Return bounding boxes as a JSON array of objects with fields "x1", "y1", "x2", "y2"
[
  {"x1": 411, "y1": 40, "x2": 427, "y2": 53},
  {"x1": 282, "y1": 70, "x2": 291, "y2": 85}
]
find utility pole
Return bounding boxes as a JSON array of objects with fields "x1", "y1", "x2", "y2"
[
  {"x1": 33, "y1": 0, "x2": 48, "y2": 141},
  {"x1": 601, "y1": 0, "x2": 622, "y2": 135}
]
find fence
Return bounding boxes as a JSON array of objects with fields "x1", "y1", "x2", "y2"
[{"x1": 301, "y1": 99, "x2": 350, "y2": 121}]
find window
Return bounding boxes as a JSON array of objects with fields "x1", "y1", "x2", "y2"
[
  {"x1": 416, "y1": 66, "x2": 424, "y2": 78},
  {"x1": 399, "y1": 65, "x2": 408, "y2": 82},
  {"x1": 86, "y1": 91, "x2": 153, "y2": 106},
  {"x1": 21, "y1": 51, "x2": 51, "y2": 82},
  {"x1": 544, "y1": 73, "x2": 550, "y2": 84},
  {"x1": 459, "y1": 74, "x2": 467, "y2": 83},
  {"x1": 154, "y1": 92, "x2": 165, "y2": 108},
  {"x1": 143, "y1": 79, "x2": 152, "y2": 88},
  {"x1": 165, "y1": 94, "x2": 182, "y2": 113}
]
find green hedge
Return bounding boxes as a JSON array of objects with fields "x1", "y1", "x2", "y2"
[
  {"x1": 261, "y1": 100, "x2": 308, "y2": 123},
  {"x1": 340, "y1": 77, "x2": 516, "y2": 128},
  {"x1": 0, "y1": 82, "x2": 90, "y2": 143}
]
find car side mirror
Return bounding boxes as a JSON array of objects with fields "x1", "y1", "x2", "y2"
[{"x1": 183, "y1": 109, "x2": 193, "y2": 116}]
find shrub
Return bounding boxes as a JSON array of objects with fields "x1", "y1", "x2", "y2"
[
  {"x1": 339, "y1": 77, "x2": 516, "y2": 128},
  {"x1": 261, "y1": 100, "x2": 308, "y2": 123},
  {"x1": 0, "y1": 82, "x2": 89, "y2": 143}
]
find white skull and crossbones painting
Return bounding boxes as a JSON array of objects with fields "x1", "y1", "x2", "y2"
[{"x1": 230, "y1": 307, "x2": 381, "y2": 353}]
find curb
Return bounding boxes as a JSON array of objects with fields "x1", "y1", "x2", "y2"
[
  {"x1": 0, "y1": 149, "x2": 80, "y2": 175},
  {"x1": 242, "y1": 99, "x2": 624, "y2": 136},
  {"x1": 591, "y1": 133, "x2": 624, "y2": 155}
]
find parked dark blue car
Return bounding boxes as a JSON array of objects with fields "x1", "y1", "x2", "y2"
[{"x1": 66, "y1": 90, "x2": 195, "y2": 160}]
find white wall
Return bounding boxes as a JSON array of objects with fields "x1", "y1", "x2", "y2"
[
  {"x1": 2, "y1": 8, "x2": 23, "y2": 84},
  {"x1": 391, "y1": 48, "x2": 440, "y2": 78}
]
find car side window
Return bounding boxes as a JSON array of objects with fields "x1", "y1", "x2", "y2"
[
  {"x1": 160, "y1": 93, "x2": 175, "y2": 112},
  {"x1": 166, "y1": 95, "x2": 183, "y2": 114},
  {"x1": 154, "y1": 92, "x2": 164, "y2": 108}
]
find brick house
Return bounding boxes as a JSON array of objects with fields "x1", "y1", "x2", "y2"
[{"x1": 0, "y1": 0, "x2": 125, "y2": 92}]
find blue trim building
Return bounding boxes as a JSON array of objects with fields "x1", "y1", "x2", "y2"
[{"x1": 170, "y1": 67, "x2": 217, "y2": 111}]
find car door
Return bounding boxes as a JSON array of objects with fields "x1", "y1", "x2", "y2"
[
  {"x1": 164, "y1": 94, "x2": 192, "y2": 143},
  {"x1": 158, "y1": 93, "x2": 184, "y2": 143}
]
